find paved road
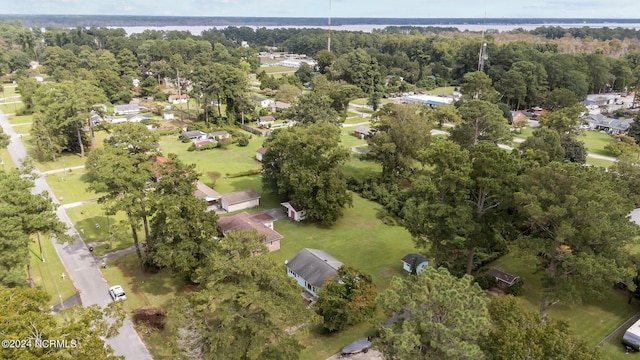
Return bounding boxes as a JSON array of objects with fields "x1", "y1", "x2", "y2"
[{"x1": 0, "y1": 109, "x2": 152, "y2": 360}]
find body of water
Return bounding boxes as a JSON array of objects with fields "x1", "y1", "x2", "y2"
[{"x1": 113, "y1": 23, "x2": 640, "y2": 35}]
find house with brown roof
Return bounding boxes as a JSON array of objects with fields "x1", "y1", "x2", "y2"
[
  {"x1": 194, "y1": 181, "x2": 221, "y2": 207},
  {"x1": 220, "y1": 189, "x2": 260, "y2": 212},
  {"x1": 218, "y1": 211, "x2": 283, "y2": 251}
]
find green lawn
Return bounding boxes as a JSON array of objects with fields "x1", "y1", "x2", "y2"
[
  {"x1": 581, "y1": 131, "x2": 616, "y2": 157},
  {"x1": 350, "y1": 98, "x2": 394, "y2": 106},
  {"x1": 512, "y1": 126, "x2": 535, "y2": 139},
  {"x1": 344, "y1": 115, "x2": 369, "y2": 124},
  {"x1": 262, "y1": 66, "x2": 297, "y2": 74},
  {"x1": 586, "y1": 157, "x2": 616, "y2": 168},
  {"x1": 12, "y1": 123, "x2": 31, "y2": 135},
  {"x1": 0, "y1": 148, "x2": 15, "y2": 169},
  {"x1": 160, "y1": 133, "x2": 285, "y2": 210},
  {"x1": 8, "y1": 114, "x2": 32, "y2": 125},
  {"x1": 0, "y1": 102, "x2": 20, "y2": 114},
  {"x1": 489, "y1": 253, "x2": 638, "y2": 348},
  {"x1": 46, "y1": 170, "x2": 99, "y2": 204},
  {"x1": 65, "y1": 203, "x2": 135, "y2": 256},
  {"x1": 268, "y1": 194, "x2": 415, "y2": 359},
  {"x1": 339, "y1": 129, "x2": 367, "y2": 148},
  {"x1": 343, "y1": 155, "x2": 381, "y2": 181},
  {"x1": 1, "y1": 85, "x2": 18, "y2": 98},
  {"x1": 28, "y1": 234, "x2": 77, "y2": 306}
]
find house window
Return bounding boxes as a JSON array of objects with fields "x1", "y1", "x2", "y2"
[
  {"x1": 307, "y1": 283, "x2": 312, "y2": 291},
  {"x1": 270, "y1": 241, "x2": 273, "y2": 246}
]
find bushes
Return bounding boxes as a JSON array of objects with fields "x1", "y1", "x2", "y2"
[
  {"x1": 507, "y1": 280, "x2": 524, "y2": 296},
  {"x1": 238, "y1": 137, "x2": 249, "y2": 146},
  {"x1": 226, "y1": 169, "x2": 262, "y2": 178},
  {"x1": 475, "y1": 274, "x2": 497, "y2": 290},
  {"x1": 133, "y1": 307, "x2": 166, "y2": 330},
  {"x1": 187, "y1": 142, "x2": 218, "y2": 152}
]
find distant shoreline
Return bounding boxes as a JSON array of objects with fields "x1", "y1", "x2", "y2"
[{"x1": 2, "y1": 14, "x2": 640, "y2": 29}]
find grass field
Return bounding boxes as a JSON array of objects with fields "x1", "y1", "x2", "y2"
[
  {"x1": 1, "y1": 85, "x2": 18, "y2": 98},
  {"x1": 7, "y1": 113, "x2": 32, "y2": 125},
  {"x1": 490, "y1": 253, "x2": 638, "y2": 351},
  {"x1": 339, "y1": 128, "x2": 368, "y2": 148},
  {"x1": 0, "y1": 148, "x2": 14, "y2": 169},
  {"x1": 28, "y1": 234, "x2": 77, "y2": 306},
  {"x1": 0, "y1": 102, "x2": 20, "y2": 114},
  {"x1": 581, "y1": 131, "x2": 616, "y2": 157},
  {"x1": 46, "y1": 170, "x2": 100, "y2": 204},
  {"x1": 344, "y1": 115, "x2": 369, "y2": 124},
  {"x1": 350, "y1": 98, "x2": 394, "y2": 106},
  {"x1": 262, "y1": 66, "x2": 297, "y2": 74},
  {"x1": 586, "y1": 157, "x2": 616, "y2": 168},
  {"x1": 65, "y1": 203, "x2": 136, "y2": 256}
]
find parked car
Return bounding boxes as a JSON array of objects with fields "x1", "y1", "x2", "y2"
[{"x1": 109, "y1": 285, "x2": 127, "y2": 301}]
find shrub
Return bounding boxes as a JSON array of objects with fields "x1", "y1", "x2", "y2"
[
  {"x1": 226, "y1": 168, "x2": 262, "y2": 178},
  {"x1": 180, "y1": 136, "x2": 191, "y2": 143},
  {"x1": 507, "y1": 280, "x2": 524, "y2": 296},
  {"x1": 475, "y1": 274, "x2": 497, "y2": 290},
  {"x1": 238, "y1": 137, "x2": 249, "y2": 146},
  {"x1": 218, "y1": 137, "x2": 232, "y2": 149},
  {"x1": 197, "y1": 142, "x2": 218, "y2": 151}
]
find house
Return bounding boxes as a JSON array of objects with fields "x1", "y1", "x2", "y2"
[
  {"x1": 277, "y1": 58, "x2": 317, "y2": 69},
  {"x1": 163, "y1": 112, "x2": 174, "y2": 120},
  {"x1": 510, "y1": 111, "x2": 527, "y2": 125},
  {"x1": 285, "y1": 248, "x2": 343, "y2": 297},
  {"x1": 220, "y1": 189, "x2": 260, "y2": 212},
  {"x1": 281, "y1": 202, "x2": 306, "y2": 222},
  {"x1": 486, "y1": 267, "x2": 520, "y2": 290},
  {"x1": 267, "y1": 101, "x2": 291, "y2": 112},
  {"x1": 209, "y1": 131, "x2": 231, "y2": 140},
  {"x1": 257, "y1": 116, "x2": 276, "y2": 128},
  {"x1": 254, "y1": 96, "x2": 272, "y2": 108},
  {"x1": 256, "y1": 146, "x2": 268, "y2": 161},
  {"x1": 168, "y1": 94, "x2": 189, "y2": 104},
  {"x1": 584, "y1": 113, "x2": 632, "y2": 135},
  {"x1": 181, "y1": 130, "x2": 208, "y2": 141},
  {"x1": 113, "y1": 104, "x2": 140, "y2": 115},
  {"x1": 217, "y1": 211, "x2": 283, "y2": 251},
  {"x1": 401, "y1": 253, "x2": 429, "y2": 274},
  {"x1": 353, "y1": 125, "x2": 373, "y2": 139},
  {"x1": 194, "y1": 181, "x2": 221, "y2": 206}
]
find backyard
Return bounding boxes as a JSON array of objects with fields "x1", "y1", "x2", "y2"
[
  {"x1": 101, "y1": 193, "x2": 417, "y2": 360},
  {"x1": 28, "y1": 234, "x2": 77, "y2": 306}
]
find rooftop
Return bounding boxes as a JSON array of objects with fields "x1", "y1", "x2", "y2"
[
  {"x1": 286, "y1": 248, "x2": 343, "y2": 289},
  {"x1": 221, "y1": 189, "x2": 260, "y2": 205},
  {"x1": 218, "y1": 212, "x2": 282, "y2": 244}
]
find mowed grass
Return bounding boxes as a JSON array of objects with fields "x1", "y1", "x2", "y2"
[
  {"x1": 1, "y1": 85, "x2": 18, "y2": 98},
  {"x1": 262, "y1": 65, "x2": 297, "y2": 74},
  {"x1": 12, "y1": 123, "x2": 32, "y2": 135},
  {"x1": 350, "y1": 98, "x2": 394, "y2": 106},
  {"x1": 0, "y1": 102, "x2": 20, "y2": 114},
  {"x1": 158, "y1": 134, "x2": 282, "y2": 210},
  {"x1": 586, "y1": 157, "x2": 616, "y2": 168},
  {"x1": 339, "y1": 128, "x2": 367, "y2": 148},
  {"x1": 343, "y1": 155, "x2": 381, "y2": 181},
  {"x1": 65, "y1": 202, "x2": 136, "y2": 256},
  {"x1": 46, "y1": 170, "x2": 99, "y2": 204},
  {"x1": 28, "y1": 234, "x2": 77, "y2": 306},
  {"x1": 8, "y1": 113, "x2": 33, "y2": 125},
  {"x1": 490, "y1": 253, "x2": 638, "y2": 348},
  {"x1": 0, "y1": 148, "x2": 15, "y2": 169},
  {"x1": 268, "y1": 194, "x2": 416, "y2": 359},
  {"x1": 581, "y1": 130, "x2": 616, "y2": 157}
]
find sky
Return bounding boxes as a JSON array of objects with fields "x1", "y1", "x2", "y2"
[{"x1": 3, "y1": 0, "x2": 640, "y2": 19}]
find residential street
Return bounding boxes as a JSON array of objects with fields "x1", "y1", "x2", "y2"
[{"x1": 0, "y1": 109, "x2": 152, "y2": 360}]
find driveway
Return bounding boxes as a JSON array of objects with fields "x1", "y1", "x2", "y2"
[{"x1": 0, "y1": 109, "x2": 152, "y2": 360}]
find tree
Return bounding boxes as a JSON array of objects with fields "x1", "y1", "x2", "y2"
[
  {"x1": 426, "y1": 104, "x2": 462, "y2": 128},
  {"x1": 403, "y1": 141, "x2": 518, "y2": 275},
  {"x1": 545, "y1": 87, "x2": 580, "y2": 110},
  {"x1": 275, "y1": 83, "x2": 302, "y2": 103},
  {"x1": 481, "y1": 296, "x2": 600, "y2": 360},
  {"x1": 560, "y1": 137, "x2": 587, "y2": 164},
  {"x1": 315, "y1": 266, "x2": 377, "y2": 332},
  {"x1": 86, "y1": 125, "x2": 158, "y2": 269},
  {"x1": 294, "y1": 62, "x2": 314, "y2": 84},
  {"x1": 367, "y1": 103, "x2": 432, "y2": 180},
  {"x1": 515, "y1": 162, "x2": 639, "y2": 321},
  {"x1": 262, "y1": 123, "x2": 352, "y2": 225},
  {"x1": 518, "y1": 127, "x2": 565, "y2": 166},
  {"x1": 330, "y1": 49, "x2": 381, "y2": 94},
  {"x1": 538, "y1": 104, "x2": 585, "y2": 139},
  {"x1": 314, "y1": 49, "x2": 335, "y2": 74},
  {"x1": 147, "y1": 155, "x2": 219, "y2": 282},
  {"x1": 450, "y1": 99, "x2": 511, "y2": 148},
  {"x1": 0, "y1": 169, "x2": 67, "y2": 287},
  {"x1": 171, "y1": 230, "x2": 310, "y2": 360},
  {"x1": 378, "y1": 267, "x2": 490, "y2": 360},
  {"x1": 628, "y1": 113, "x2": 640, "y2": 145},
  {"x1": 0, "y1": 286, "x2": 126, "y2": 360},
  {"x1": 460, "y1": 71, "x2": 497, "y2": 100}
]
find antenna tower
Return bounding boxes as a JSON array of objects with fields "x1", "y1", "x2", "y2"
[
  {"x1": 477, "y1": 13, "x2": 488, "y2": 72},
  {"x1": 328, "y1": 0, "x2": 332, "y2": 52}
]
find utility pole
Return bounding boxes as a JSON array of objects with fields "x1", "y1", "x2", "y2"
[
  {"x1": 327, "y1": 0, "x2": 332, "y2": 52},
  {"x1": 177, "y1": 68, "x2": 183, "y2": 123}
]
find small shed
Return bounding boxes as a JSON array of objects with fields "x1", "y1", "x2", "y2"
[
  {"x1": 281, "y1": 202, "x2": 306, "y2": 222},
  {"x1": 354, "y1": 125, "x2": 372, "y2": 139},
  {"x1": 486, "y1": 267, "x2": 520, "y2": 289},
  {"x1": 257, "y1": 116, "x2": 276, "y2": 128},
  {"x1": 401, "y1": 253, "x2": 429, "y2": 274},
  {"x1": 220, "y1": 189, "x2": 261, "y2": 213},
  {"x1": 256, "y1": 146, "x2": 268, "y2": 161}
]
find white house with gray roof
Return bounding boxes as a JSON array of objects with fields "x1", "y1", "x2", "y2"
[
  {"x1": 285, "y1": 248, "x2": 343, "y2": 297},
  {"x1": 584, "y1": 113, "x2": 632, "y2": 135}
]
